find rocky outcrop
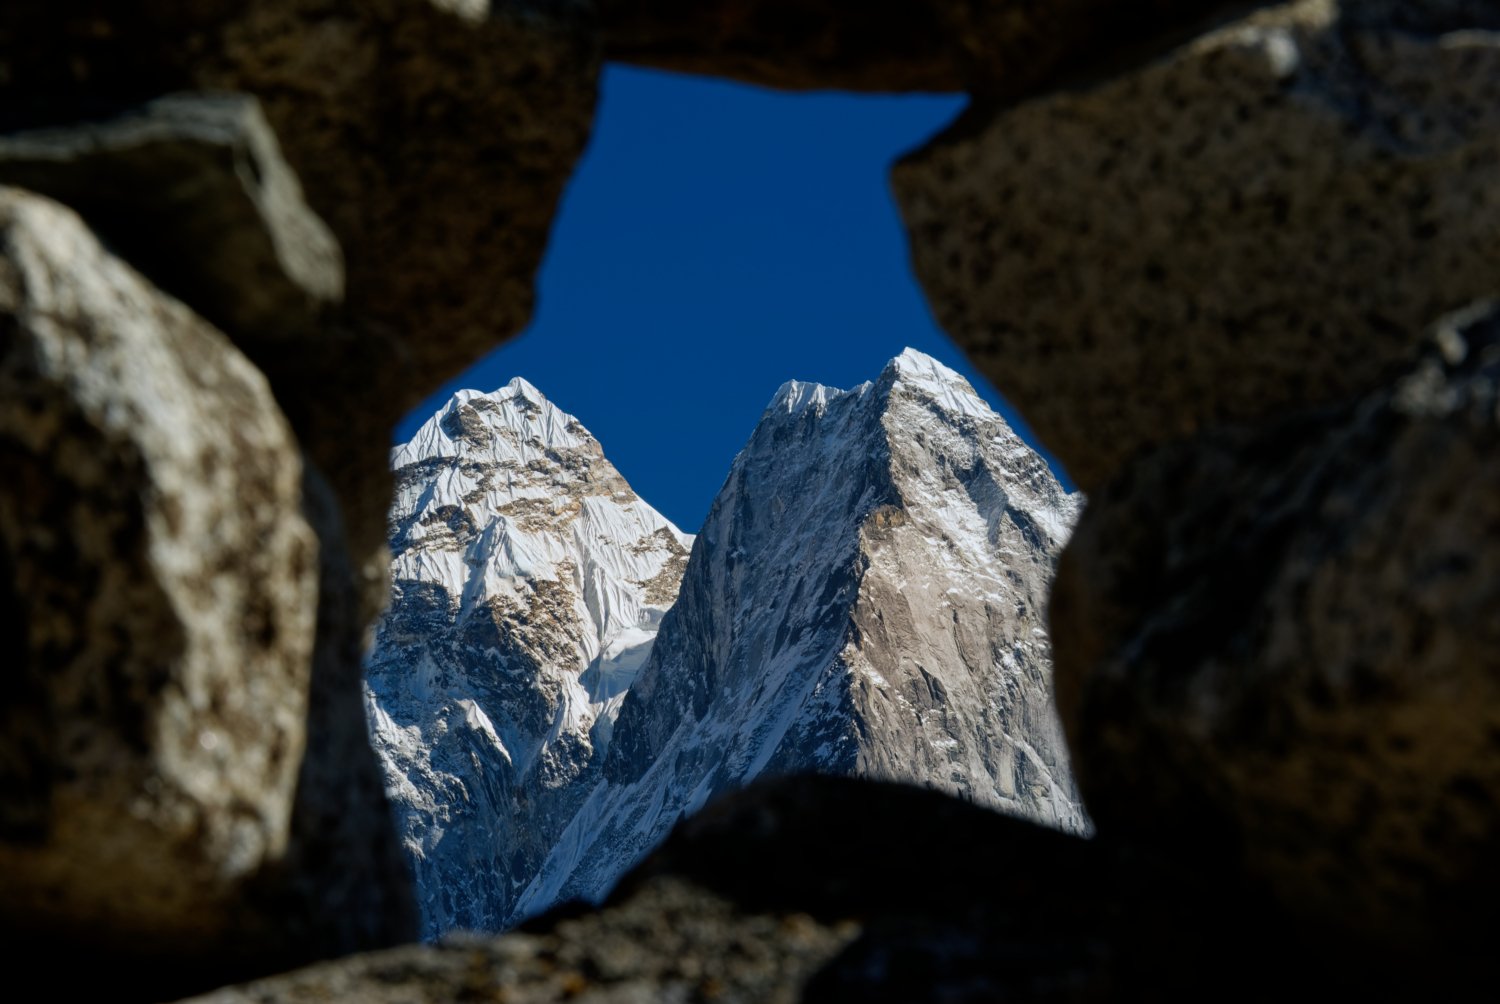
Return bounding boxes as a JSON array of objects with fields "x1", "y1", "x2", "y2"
[
  {"x1": 0, "y1": 93, "x2": 343, "y2": 344},
  {"x1": 0, "y1": 0, "x2": 599, "y2": 993},
  {"x1": 187, "y1": 777, "x2": 1119, "y2": 1004},
  {"x1": 365, "y1": 380, "x2": 693, "y2": 937},
  {"x1": 595, "y1": 0, "x2": 1263, "y2": 94},
  {"x1": 896, "y1": 0, "x2": 1500, "y2": 488},
  {"x1": 0, "y1": 0, "x2": 600, "y2": 584},
  {"x1": 516, "y1": 350, "x2": 1085, "y2": 922},
  {"x1": 195, "y1": 2, "x2": 599, "y2": 570},
  {"x1": 1050, "y1": 303, "x2": 1500, "y2": 961},
  {"x1": 0, "y1": 188, "x2": 317, "y2": 959},
  {"x1": 4, "y1": 0, "x2": 1499, "y2": 997},
  {"x1": 190, "y1": 774, "x2": 1368, "y2": 1002}
]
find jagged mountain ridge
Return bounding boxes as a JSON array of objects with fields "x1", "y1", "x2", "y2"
[
  {"x1": 364, "y1": 379, "x2": 692, "y2": 937},
  {"x1": 512, "y1": 349, "x2": 1087, "y2": 924}
]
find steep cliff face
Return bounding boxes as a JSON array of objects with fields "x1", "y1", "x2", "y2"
[
  {"x1": 515, "y1": 349, "x2": 1085, "y2": 923},
  {"x1": 364, "y1": 379, "x2": 692, "y2": 937}
]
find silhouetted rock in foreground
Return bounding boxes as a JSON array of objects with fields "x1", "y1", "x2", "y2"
[
  {"x1": 191, "y1": 773, "x2": 1444, "y2": 1002},
  {"x1": 186, "y1": 777, "x2": 1109, "y2": 1004},
  {"x1": 595, "y1": 0, "x2": 1262, "y2": 95},
  {"x1": 1, "y1": 0, "x2": 1496, "y2": 999},
  {"x1": 0, "y1": 187, "x2": 317, "y2": 966},
  {"x1": 1053, "y1": 302, "x2": 1500, "y2": 966}
]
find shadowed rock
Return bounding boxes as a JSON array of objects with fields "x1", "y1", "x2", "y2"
[
  {"x1": 594, "y1": 1, "x2": 1265, "y2": 94},
  {"x1": 187, "y1": 777, "x2": 1121, "y2": 1004},
  {"x1": 0, "y1": 0, "x2": 600, "y2": 583},
  {"x1": 0, "y1": 186, "x2": 418, "y2": 1000},
  {"x1": 0, "y1": 188, "x2": 317, "y2": 966},
  {"x1": 897, "y1": 0, "x2": 1500, "y2": 488},
  {"x1": 1051, "y1": 301, "x2": 1500, "y2": 970},
  {"x1": 248, "y1": 465, "x2": 422, "y2": 972},
  {"x1": 0, "y1": 92, "x2": 342, "y2": 342},
  {"x1": 0, "y1": 1, "x2": 600, "y2": 990},
  {"x1": 187, "y1": 774, "x2": 1421, "y2": 1002}
]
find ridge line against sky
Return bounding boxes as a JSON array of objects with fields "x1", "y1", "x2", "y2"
[{"x1": 398, "y1": 65, "x2": 1062, "y2": 533}]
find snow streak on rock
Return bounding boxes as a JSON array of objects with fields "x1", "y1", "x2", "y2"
[
  {"x1": 364, "y1": 379, "x2": 692, "y2": 937},
  {"x1": 513, "y1": 349, "x2": 1087, "y2": 924}
]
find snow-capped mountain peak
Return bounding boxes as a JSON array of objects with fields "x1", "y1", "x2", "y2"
[
  {"x1": 392, "y1": 378, "x2": 595, "y2": 470},
  {"x1": 512, "y1": 349, "x2": 1086, "y2": 923},
  {"x1": 879, "y1": 347, "x2": 997, "y2": 422},
  {"x1": 365, "y1": 379, "x2": 692, "y2": 937}
]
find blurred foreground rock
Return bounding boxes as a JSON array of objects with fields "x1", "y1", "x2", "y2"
[
  {"x1": 0, "y1": 92, "x2": 343, "y2": 343},
  {"x1": 594, "y1": 0, "x2": 1261, "y2": 94},
  {"x1": 1, "y1": 0, "x2": 1497, "y2": 999},
  {"x1": 897, "y1": 0, "x2": 1500, "y2": 488},
  {"x1": 0, "y1": 188, "x2": 317, "y2": 959},
  {"x1": 0, "y1": 0, "x2": 600, "y2": 584},
  {"x1": 190, "y1": 774, "x2": 1421, "y2": 1002},
  {"x1": 188, "y1": 778, "x2": 1118, "y2": 1004},
  {"x1": 1052, "y1": 303, "x2": 1500, "y2": 964},
  {"x1": 0, "y1": 1, "x2": 599, "y2": 996}
]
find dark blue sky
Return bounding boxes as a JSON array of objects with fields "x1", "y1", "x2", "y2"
[{"x1": 399, "y1": 65, "x2": 1049, "y2": 533}]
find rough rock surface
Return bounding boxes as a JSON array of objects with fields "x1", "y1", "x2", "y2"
[
  {"x1": 1051, "y1": 302, "x2": 1500, "y2": 962},
  {"x1": 517, "y1": 350, "x2": 1085, "y2": 923},
  {"x1": 261, "y1": 465, "x2": 422, "y2": 967},
  {"x1": 0, "y1": 0, "x2": 600, "y2": 986},
  {"x1": 186, "y1": 777, "x2": 1125, "y2": 1004},
  {"x1": 365, "y1": 379, "x2": 693, "y2": 937},
  {"x1": 0, "y1": 189, "x2": 317, "y2": 953},
  {"x1": 897, "y1": 0, "x2": 1500, "y2": 487},
  {"x1": 0, "y1": 92, "x2": 343, "y2": 343},
  {"x1": 596, "y1": 0, "x2": 1262, "y2": 94},
  {"x1": 2, "y1": 0, "x2": 1495, "y2": 996},
  {"x1": 0, "y1": 0, "x2": 600, "y2": 581},
  {"x1": 190, "y1": 774, "x2": 1390, "y2": 1002}
]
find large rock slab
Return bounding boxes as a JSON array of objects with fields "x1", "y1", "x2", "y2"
[
  {"x1": 0, "y1": 92, "x2": 343, "y2": 344},
  {"x1": 0, "y1": 189, "x2": 317, "y2": 956},
  {"x1": 0, "y1": 0, "x2": 600, "y2": 578},
  {"x1": 1050, "y1": 302, "x2": 1500, "y2": 965},
  {"x1": 593, "y1": 1, "x2": 1261, "y2": 94},
  {"x1": 188, "y1": 777, "x2": 1123, "y2": 1004},
  {"x1": 237, "y1": 464, "x2": 421, "y2": 969},
  {"x1": 189, "y1": 774, "x2": 1418, "y2": 1002},
  {"x1": 897, "y1": 0, "x2": 1500, "y2": 488}
]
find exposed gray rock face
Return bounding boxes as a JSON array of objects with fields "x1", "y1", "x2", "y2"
[
  {"x1": 0, "y1": 92, "x2": 343, "y2": 342},
  {"x1": 516, "y1": 350, "x2": 1085, "y2": 923},
  {"x1": 0, "y1": 188, "x2": 317, "y2": 953},
  {"x1": 1051, "y1": 302, "x2": 1500, "y2": 960},
  {"x1": 365, "y1": 380, "x2": 693, "y2": 937},
  {"x1": 896, "y1": 0, "x2": 1500, "y2": 488}
]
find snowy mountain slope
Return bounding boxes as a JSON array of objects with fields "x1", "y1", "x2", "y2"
[
  {"x1": 363, "y1": 379, "x2": 692, "y2": 937},
  {"x1": 512, "y1": 349, "x2": 1086, "y2": 924}
]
